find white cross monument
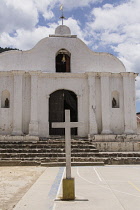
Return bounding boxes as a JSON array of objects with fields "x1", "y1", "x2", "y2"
[{"x1": 52, "y1": 109, "x2": 83, "y2": 200}]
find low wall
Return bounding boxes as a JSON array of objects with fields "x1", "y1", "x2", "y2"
[
  {"x1": 90, "y1": 134, "x2": 140, "y2": 142},
  {"x1": 138, "y1": 123, "x2": 140, "y2": 134},
  {"x1": 94, "y1": 142, "x2": 140, "y2": 152},
  {"x1": 90, "y1": 134, "x2": 140, "y2": 152},
  {"x1": 0, "y1": 135, "x2": 39, "y2": 141}
]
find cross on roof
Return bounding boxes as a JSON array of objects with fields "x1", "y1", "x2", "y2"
[{"x1": 59, "y1": 5, "x2": 66, "y2": 25}]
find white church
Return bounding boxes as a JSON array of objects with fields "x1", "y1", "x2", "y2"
[{"x1": 0, "y1": 25, "x2": 138, "y2": 137}]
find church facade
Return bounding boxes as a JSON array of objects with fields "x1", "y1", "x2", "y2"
[{"x1": 0, "y1": 25, "x2": 138, "y2": 137}]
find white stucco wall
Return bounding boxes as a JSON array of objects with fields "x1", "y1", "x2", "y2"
[
  {"x1": 0, "y1": 72, "x2": 13, "y2": 134},
  {"x1": 0, "y1": 71, "x2": 137, "y2": 137},
  {"x1": 110, "y1": 74, "x2": 124, "y2": 134},
  {"x1": 0, "y1": 26, "x2": 126, "y2": 73},
  {"x1": 37, "y1": 73, "x2": 89, "y2": 137}
]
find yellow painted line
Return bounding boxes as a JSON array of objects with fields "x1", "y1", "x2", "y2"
[{"x1": 128, "y1": 181, "x2": 140, "y2": 192}]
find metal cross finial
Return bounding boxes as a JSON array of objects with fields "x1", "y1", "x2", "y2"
[{"x1": 60, "y1": 5, "x2": 65, "y2": 25}]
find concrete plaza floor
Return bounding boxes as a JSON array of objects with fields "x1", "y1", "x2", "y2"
[{"x1": 0, "y1": 165, "x2": 140, "y2": 210}]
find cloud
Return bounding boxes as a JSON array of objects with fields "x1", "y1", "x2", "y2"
[
  {"x1": 86, "y1": 0, "x2": 140, "y2": 73},
  {"x1": 0, "y1": 26, "x2": 56, "y2": 50},
  {"x1": 0, "y1": 0, "x2": 38, "y2": 33},
  {"x1": 0, "y1": 0, "x2": 103, "y2": 35},
  {"x1": 0, "y1": 17, "x2": 86, "y2": 50},
  {"x1": 59, "y1": 0, "x2": 103, "y2": 10}
]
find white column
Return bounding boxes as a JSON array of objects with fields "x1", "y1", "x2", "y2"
[
  {"x1": 87, "y1": 73, "x2": 97, "y2": 134},
  {"x1": 29, "y1": 71, "x2": 40, "y2": 136},
  {"x1": 12, "y1": 71, "x2": 25, "y2": 135},
  {"x1": 130, "y1": 73, "x2": 138, "y2": 133},
  {"x1": 77, "y1": 94, "x2": 85, "y2": 136},
  {"x1": 121, "y1": 72, "x2": 137, "y2": 134},
  {"x1": 46, "y1": 94, "x2": 50, "y2": 137},
  {"x1": 101, "y1": 73, "x2": 112, "y2": 134}
]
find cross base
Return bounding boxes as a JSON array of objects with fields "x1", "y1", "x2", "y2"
[{"x1": 62, "y1": 178, "x2": 75, "y2": 200}]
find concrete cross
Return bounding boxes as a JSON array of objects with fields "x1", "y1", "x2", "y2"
[{"x1": 52, "y1": 110, "x2": 82, "y2": 179}]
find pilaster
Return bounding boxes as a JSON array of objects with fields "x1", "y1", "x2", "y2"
[
  {"x1": 29, "y1": 71, "x2": 41, "y2": 136},
  {"x1": 87, "y1": 74, "x2": 97, "y2": 134},
  {"x1": 130, "y1": 73, "x2": 138, "y2": 133},
  {"x1": 121, "y1": 72, "x2": 138, "y2": 134},
  {"x1": 77, "y1": 94, "x2": 85, "y2": 136},
  {"x1": 101, "y1": 72, "x2": 112, "y2": 134},
  {"x1": 46, "y1": 94, "x2": 50, "y2": 137},
  {"x1": 12, "y1": 70, "x2": 25, "y2": 135}
]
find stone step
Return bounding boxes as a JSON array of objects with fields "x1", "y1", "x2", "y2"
[
  {"x1": 1, "y1": 152, "x2": 140, "y2": 158},
  {"x1": 0, "y1": 143, "x2": 96, "y2": 148},
  {"x1": 1, "y1": 156, "x2": 140, "y2": 165},
  {"x1": 103, "y1": 157, "x2": 140, "y2": 165},
  {"x1": 1, "y1": 156, "x2": 140, "y2": 166},
  {"x1": 0, "y1": 140, "x2": 92, "y2": 144},
  {"x1": 41, "y1": 162, "x2": 105, "y2": 166},
  {"x1": 0, "y1": 157, "x2": 104, "y2": 162},
  {"x1": 0, "y1": 152, "x2": 101, "y2": 158},
  {"x1": 0, "y1": 160, "x2": 104, "y2": 167},
  {"x1": 98, "y1": 152, "x2": 140, "y2": 157},
  {"x1": 0, "y1": 148, "x2": 98, "y2": 153}
]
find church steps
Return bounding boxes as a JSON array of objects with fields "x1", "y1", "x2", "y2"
[
  {"x1": 0, "y1": 138, "x2": 104, "y2": 166},
  {"x1": 1, "y1": 138, "x2": 140, "y2": 166}
]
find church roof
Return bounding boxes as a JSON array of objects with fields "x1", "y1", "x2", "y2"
[{"x1": 0, "y1": 25, "x2": 126, "y2": 73}]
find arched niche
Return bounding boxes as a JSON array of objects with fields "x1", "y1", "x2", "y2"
[
  {"x1": 112, "y1": 91, "x2": 119, "y2": 108},
  {"x1": 1, "y1": 90, "x2": 10, "y2": 108},
  {"x1": 56, "y1": 49, "x2": 71, "y2": 72}
]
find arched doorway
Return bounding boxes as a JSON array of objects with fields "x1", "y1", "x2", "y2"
[
  {"x1": 56, "y1": 49, "x2": 70, "y2": 72},
  {"x1": 49, "y1": 89, "x2": 77, "y2": 135}
]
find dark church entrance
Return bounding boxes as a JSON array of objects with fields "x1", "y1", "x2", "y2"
[{"x1": 49, "y1": 89, "x2": 77, "y2": 135}]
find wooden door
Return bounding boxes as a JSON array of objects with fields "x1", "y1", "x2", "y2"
[
  {"x1": 49, "y1": 90, "x2": 77, "y2": 135},
  {"x1": 49, "y1": 90, "x2": 64, "y2": 135}
]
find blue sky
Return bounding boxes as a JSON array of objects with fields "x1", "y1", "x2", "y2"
[{"x1": 0, "y1": 0, "x2": 140, "y2": 112}]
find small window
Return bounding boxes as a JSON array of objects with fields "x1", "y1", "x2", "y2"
[
  {"x1": 112, "y1": 91, "x2": 119, "y2": 108},
  {"x1": 56, "y1": 49, "x2": 71, "y2": 72},
  {"x1": 1, "y1": 90, "x2": 10, "y2": 108}
]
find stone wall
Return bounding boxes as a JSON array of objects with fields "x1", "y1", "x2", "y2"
[
  {"x1": 95, "y1": 141, "x2": 140, "y2": 152},
  {"x1": 91, "y1": 134, "x2": 140, "y2": 152},
  {"x1": 138, "y1": 122, "x2": 140, "y2": 134}
]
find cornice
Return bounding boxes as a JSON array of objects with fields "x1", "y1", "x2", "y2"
[
  {"x1": 111, "y1": 73, "x2": 122, "y2": 78},
  {"x1": 121, "y1": 72, "x2": 138, "y2": 78},
  {"x1": 100, "y1": 72, "x2": 112, "y2": 77},
  {"x1": 49, "y1": 35, "x2": 77, "y2": 38},
  {"x1": 12, "y1": 70, "x2": 25, "y2": 75},
  {"x1": 29, "y1": 71, "x2": 41, "y2": 76},
  {"x1": 0, "y1": 71, "x2": 13, "y2": 77},
  {"x1": 39, "y1": 72, "x2": 87, "y2": 79}
]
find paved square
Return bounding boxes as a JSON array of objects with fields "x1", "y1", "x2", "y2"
[{"x1": 1, "y1": 165, "x2": 140, "y2": 210}]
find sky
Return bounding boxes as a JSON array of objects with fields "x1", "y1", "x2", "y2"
[{"x1": 0, "y1": 0, "x2": 140, "y2": 112}]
